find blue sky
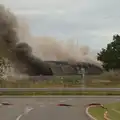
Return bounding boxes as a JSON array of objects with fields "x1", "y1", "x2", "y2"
[{"x1": 1, "y1": 0, "x2": 120, "y2": 50}]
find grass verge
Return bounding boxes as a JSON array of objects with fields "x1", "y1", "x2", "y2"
[
  {"x1": 88, "y1": 102, "x2": 120, "y2": 120},
  {"x1": 1, "y1": 74, "x2": 120, "y2": 88},
  {"x1": 0, "y1": 91, "x2": 120, "y2": 96}
]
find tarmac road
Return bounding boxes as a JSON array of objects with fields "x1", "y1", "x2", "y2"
[{"x1": 0, "y1": 96, "x2": 120, "y2": 120}]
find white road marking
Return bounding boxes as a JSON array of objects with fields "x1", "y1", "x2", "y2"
[
  {"x1": 24, "y1": 107, "x2": 34, "y2": 114},
  {"x1": 86, "y1": 107, "x2": 97, "y2": 120},
  {"x1": 67, "y1": 98, "x2": 73, "y2": 101},
  {"x1": 16, "y1": 114, "x2": 23, "y2": 120},
  {"x1": 59, "y1": 100, "x2": 66, "y2": 102},
  {"x1": 112, "y1": 109, "x2": 120, "y2": 114},
  {"x1": 16, "y1": 107, "x2": 34, "y2": 120}
]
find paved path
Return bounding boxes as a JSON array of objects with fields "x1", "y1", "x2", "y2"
[{"x1": 0, "y1": 96, "x2": 119, "y2": 120}]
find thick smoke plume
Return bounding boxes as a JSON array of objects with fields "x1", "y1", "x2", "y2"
[
  {"x1": 0, "y1": 4, "x2": 102, "y2": 77},
  {"x1": 0, "y1": 4, "x2": 53, "y2": 76},
  {"x1": 17, "y1": 19, "x2": 102, "y2": 66}
]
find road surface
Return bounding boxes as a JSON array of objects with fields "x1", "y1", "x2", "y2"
[{"x1": 0, "y1": 96, "x2": 120, "y2": 120}]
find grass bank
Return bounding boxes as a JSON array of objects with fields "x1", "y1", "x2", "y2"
[
  {"x1": 0, "y1": 91, "x2": 120, "y2": 96},
  {"x1": 88, "y1": 102, "x2": 120, "y2": 120},
  {"x1": 1, "y1": 74, "x2": 120, "y2": 88},
  {"x1": 1, "y1": 71, "x2": 120, "y2": 88}
]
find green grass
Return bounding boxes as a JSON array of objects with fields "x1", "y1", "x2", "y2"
[
  {"x1": 1, "y1": 71, "x2": 120, "y2": 88},
  {"x1": 1, "y1": 74, "x2": 120, "y2": 88},
  {"x1": 88, "y1": 102, "x2": 120, "y2": 120},
  {"x1": 1, "y1": 91, "x2": 120, "y2": 96}
]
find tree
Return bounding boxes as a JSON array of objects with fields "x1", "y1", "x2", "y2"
[{"x1": 97, "y1": 34, "x2": 120, "y2": 71}]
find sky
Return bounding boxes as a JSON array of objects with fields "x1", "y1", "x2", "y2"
[{"x1": 1, "y1": 0, "x2": 120, "y2": 50}]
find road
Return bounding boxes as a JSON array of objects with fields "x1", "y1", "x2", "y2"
[{"x1": 0, "y1": 96, "x2": 120, "y2": 120}]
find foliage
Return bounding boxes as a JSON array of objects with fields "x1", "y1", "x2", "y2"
[{"x1": 97, "y1": 34, "x2": 120, "y2": 71}]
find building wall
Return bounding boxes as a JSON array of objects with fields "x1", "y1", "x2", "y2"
[{"x1": 45, "y1": 61, "x2": 103, "y2": 75}]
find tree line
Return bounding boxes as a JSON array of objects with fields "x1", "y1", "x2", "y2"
[{"x1": 97, "y1": 34, "x2": 120, "y2": 71}]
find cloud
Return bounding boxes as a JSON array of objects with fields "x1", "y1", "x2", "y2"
[
  {"x1": 1, "y1": 0, "x2": 89, "y2": 10},
  {"x1": 12, "y1": 9, "x2": 67, "y2": 16},
  {"x1": 13, "y1": 10, "x2": 48, "y2": 16},
  {"x1": 1, "y1": 0, "x2": 120, "y2": 50}
]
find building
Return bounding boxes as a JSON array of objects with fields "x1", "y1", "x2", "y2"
[{"x1": 44, "y1": 61, "x2": 103, "y2": 75}]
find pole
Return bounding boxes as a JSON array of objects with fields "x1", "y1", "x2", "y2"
[{"x1": 81, "y1": 67, "x2": 85, "y2": 95}]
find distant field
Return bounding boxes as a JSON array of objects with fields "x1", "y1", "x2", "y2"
[
  {"x1": 88, "y1": 102, "x2": 120, "y2": 120},
  {"x1": 1, "y1": 73, "x2": 120, "y2": 95},
  {"x1": 0, "y1": 72, "x2": 120, "y2": 88}
]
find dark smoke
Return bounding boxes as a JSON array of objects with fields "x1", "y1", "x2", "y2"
[
  {"x1": 15, "y1": 43, "x2": 53, "y2": 75},
  {"x1": 0, "y1": 4, "x2": 103, "y2": 77},
  {"x1": 0, "y1": 4, "x2": 53, "y2": 76}
]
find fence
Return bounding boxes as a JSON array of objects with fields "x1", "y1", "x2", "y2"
[{"x1": 0, "y1": 74, "x2": 120, "y2": 88}]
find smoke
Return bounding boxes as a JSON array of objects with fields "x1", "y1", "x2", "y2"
[
  {"x1": 0, "y1": 4, "x2": 102, "y2": 78},
  {"x1": 15, "y1": 16, "x2": 101, "y2": 66},
  {"x1": 17, "y1": 21, "x2": 101, "y2": 64},
  {"x1": 20, "y1": 32, "x2": 102, "y2": 66},
  {"x1": 0, "y1": 4, "x2": 53, "y2": 76}
]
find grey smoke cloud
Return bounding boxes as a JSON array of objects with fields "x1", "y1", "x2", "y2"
[
  {"x1": 0, "y1": 4, "x2": 104, "y2": 77},
  {"x1": 0, "y1": 4, "x2": 53, "y2": 75},
  {"x1": 16, "y1": 14, "x2": 102, "y2": 67},
  {"x1": 0, "y1": 4, "x2": 102, "y2": 65}
]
